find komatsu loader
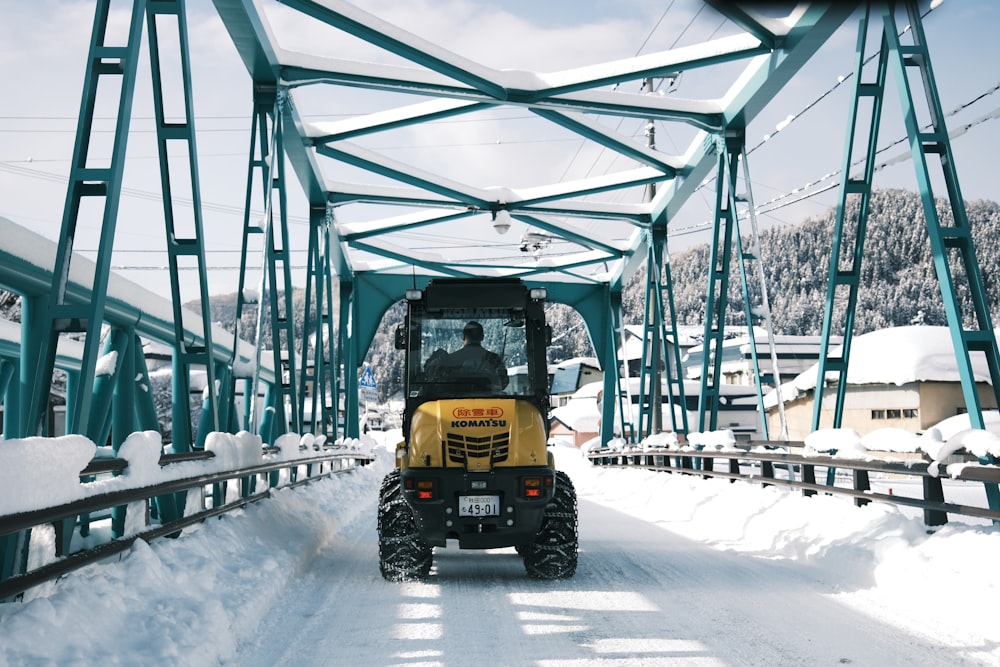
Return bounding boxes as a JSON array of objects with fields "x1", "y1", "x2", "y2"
[{"x1": 377, "y1": 278, "x2": 578, "y2": 581}]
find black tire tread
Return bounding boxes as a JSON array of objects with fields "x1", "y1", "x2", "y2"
[
  {"x1": 522, "y1": 470, "x2": 578, "y2": 579},
  {"x1": 377, "y1": 470, "x2": 433, "y2": 581}
]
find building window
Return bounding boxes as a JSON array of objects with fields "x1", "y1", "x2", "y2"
[{"x1": 872, "y1": 408, "x2": 916, "y2": 420}]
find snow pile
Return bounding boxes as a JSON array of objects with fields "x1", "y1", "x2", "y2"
[
  {"x1": 117, "y1": 431, "x2": 165, "y2": 484},
  {"x1": 688, "y1": 429, "x2": 737, "y2": 451},
  {"x1": 0, "y1": 448, "x2": 394, "y2": 666},
  {"x1": 860, "y1": 427, "x2": 923, "y2": 453},
  {"x1": 0, "y1": 436, "x2": 96, "y2": 514},
  {"x1": 803, "y1": 427, "x2": 867, "y2": 459},
  {"x1": 642, "y1": 430, "x2": 679, "y2": 450},
  {"x1": 0, "y1": 431, "x2": 374, "y2": 517},
  {"x1": 556, "y1": 441, "x2": 1000, "y2": 655}
]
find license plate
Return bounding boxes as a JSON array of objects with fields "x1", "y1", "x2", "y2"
[{"x1": 459, "y1": 495, "x2": 500, "y2": 517}]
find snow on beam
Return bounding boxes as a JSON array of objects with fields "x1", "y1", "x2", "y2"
[{"x1": 0, "y1": 216, "x2": 271, "y2": 381}]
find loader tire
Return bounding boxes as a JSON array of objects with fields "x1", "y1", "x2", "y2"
[
  {"x1": 378, "y1": 470, "x2": 432, "y2": 581},
  {"x1": 523, "y1": 470, "x2": 578, "y2": 579}
]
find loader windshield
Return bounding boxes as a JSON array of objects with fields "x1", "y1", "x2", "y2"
[{"x1": 409, "y1": 312, "x2": 531, "y2": 398}]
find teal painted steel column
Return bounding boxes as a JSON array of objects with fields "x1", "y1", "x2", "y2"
[
  {"x1": 0, "y1": 359, "x2": 15, "y2": 435},
  {"x1": 299, "y1": 205, "x2": 338, "y2": 438},
  {"x1": 637, "y1": 223, "x2": 687, "y2": 438},
  {"x1": 299, "y1": 209, "x2": 322, "y2": 436},
  {"x1": 231, "y1": 87, "x2": 272, "y2": 436},
  {"x1": 883, "y1": 0, "x2": 1000, "y2": 423},
  {"x1": 231, "y1": 85, "x2": 298, "y2": 438},
  {"x1": 171, "y1": 353, "x2": 193, "y2": 453},
  {"x1": 601, "y1": 286, "x2": 623, "y2": 446},
  {"x1": 729, "y1": 138, "x2": 780, "y2": 442},
  {"x1": 194, "y1": 361, "x2": 225, "y2": 448},
  {"x1": 18, "y1": 295, "x2": 47, "y2": 438},
  {"x1": 637, "y1": 230, "x2": 662, "y2": 439},
  {"x1": 26, "y1": 0, "x2": 146, "y2": 438},
  {"x1": 340, "y1": 281, "x2": 359, "y2": 439},
  {"x1": 133, "y1": 337, "x2": 159, "y2": 432},
  {"x1": 90, "y1": 327, "x2": 132, "y2": 447},
  {"x1": 211, "y1": 361, "x2": 232, "y2": 437},
  {"x1": 883, "y1": 0, "x2": 1000, "y2": 511},
  {"x1": 0, "y1": 350, "x2": 19, "y2": 576},
  {"x1": 661, "y1": 243, "x2": 688, "y2": 437},
  {"x1": 813, "y1": 3, "x2": 885, "y2": 432},
  {"x1": 321, "y1": 220, "x2": 339, "y2": 439},
  {"x1": 146, "y1": 0, "x2": 220, "y2": 440},
  {"x1": 258, "y1": 383, "x2": 277, "y2": 445},
  {"x1": 241, "y1": 378, "x2": 253, "y2": 433},
  {"x1": 110, "y1": 327, "x2": 137, "y2": 538},
  {"x1": 698, "y1": 136, "x2": 740, "y2": 434},
  {"x1": 131, "y1": 334, "x2": 182, "y2": 525}
]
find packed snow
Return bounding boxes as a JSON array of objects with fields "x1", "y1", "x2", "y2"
[
  {"x1": 0, "y1": 431, "x2": 373, "y2": 517},
  {"x1": 771, "y1": 325, "x2": 1000, "y2": 405},
  {"x1": 1, "y1": 429, "x2": 998, "y2": 665}
]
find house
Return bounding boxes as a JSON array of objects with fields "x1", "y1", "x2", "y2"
[
  {"x1": 619, "y1": 324, "x2": 701, "y2": 379},
  {"x1": 766, "y1": 326, "x2": 999, "y2": 441},
  {"x1": 551, "y1": 376, "x2": 765, "y2": 445},
  {"x1": 684, "y1": 327, "x2": 841, "y2": 388},
  {"x1": 549, "y1": 357, "x2": 602, "y2": 407},
  {"x1": 550, "y1": 380, "x2": 602, "y2": 447}
]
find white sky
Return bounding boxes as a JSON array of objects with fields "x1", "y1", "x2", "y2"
[
  {"x1": 1, "y1": 0, "x2": 999, "y2": 299},
  {"x1": 1, "y1": 432, "x2": 998, "y2": 664}
]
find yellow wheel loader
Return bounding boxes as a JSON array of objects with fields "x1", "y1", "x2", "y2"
[{"x1": 378, "y1": 278, "x2": 578, "y2": 581}]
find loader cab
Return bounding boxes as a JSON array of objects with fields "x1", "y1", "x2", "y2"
[{"x1": 395, "y1": 279, "x2": 551, "y2": 436}]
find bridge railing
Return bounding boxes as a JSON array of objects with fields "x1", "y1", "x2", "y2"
[
  {"x1": 0, "y1": 441, "x2": 374, "y2": 600},
  {"x1": 586, "y1": 441, "x2": 1000, "y2": 527}
]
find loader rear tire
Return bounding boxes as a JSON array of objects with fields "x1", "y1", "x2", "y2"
[
  {"x1": 378, "y1": 470, "x2": 432, "y2": 581},
  {"x1": 523, "y1": 470, "x2": 578, "y2": 579}
]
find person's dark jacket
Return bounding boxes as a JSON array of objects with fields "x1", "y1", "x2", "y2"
[{"x1": 431, "y1": 343, "x2": 508, "y2": 389}]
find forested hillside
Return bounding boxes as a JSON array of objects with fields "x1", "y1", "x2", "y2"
[
  {"x1": 194, "y1": 189, "x2": 1000, "y2": 401},
  {"x1": 662, "y1": 188, "x2": 1000, "y2": 335}
]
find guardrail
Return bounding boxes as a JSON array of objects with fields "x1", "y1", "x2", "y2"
[
  {"x1": 0, "y1": 445, "x2": 373, "y2": 600},
  {"x1": 586, "y1": 441, "x2": 1000, "y2": 527}
]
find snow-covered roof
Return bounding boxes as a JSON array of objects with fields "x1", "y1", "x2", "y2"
[
  {"x1": 768, "y1": 326, "x2": 1000, "y2": 406},
  {"x1": 553, "y1": 356, "x2": 601, "y2": 370}
]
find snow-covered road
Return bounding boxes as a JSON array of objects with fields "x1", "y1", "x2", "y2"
[
  {"x1": 232, "y1": 469, "x2": 958, "y2": 666},
  {"x1": 3, "y1": 429, "x2": 998, "y2": 665}
]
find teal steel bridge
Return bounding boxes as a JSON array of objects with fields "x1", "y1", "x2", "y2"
[{"x1": 3, "y1": 0, "x2": 1000, "y2": 586}]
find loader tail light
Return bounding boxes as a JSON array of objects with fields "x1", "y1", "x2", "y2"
[
  {"x1": 523, "y1": 477, "x2": 546, "y2": 498},
  {"x1": 416, "y1": 479, "x2": 436, "y2": 500}
]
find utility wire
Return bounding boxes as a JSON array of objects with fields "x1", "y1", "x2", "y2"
[{"x1": 671, "y1": 2, "x2": 989, "y2": 239}]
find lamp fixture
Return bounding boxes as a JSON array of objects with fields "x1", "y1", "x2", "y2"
[
  {"x1": 491, "y1": 205, "x2": 512, "y2": 235},
  {"x1": 519, "y1": 231, "x2": 551, "y2": 258}
]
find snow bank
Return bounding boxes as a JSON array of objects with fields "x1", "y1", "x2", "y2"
[
  {"x1": 0, "y1": 430, "x2": 371, "y2": 517},
  {"x1": 0, "y1": 448, "x2": 394, "y2": 666},
  {"x1": 0, "y1": 436, "x2": 96, "y2": 515}
]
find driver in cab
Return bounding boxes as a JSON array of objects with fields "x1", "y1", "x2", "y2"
[{"x1": 427, "y1": 321, "x2": 509, "y2": 390}]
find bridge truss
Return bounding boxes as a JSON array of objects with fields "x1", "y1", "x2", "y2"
[{"x1": 3, "y1": 0, "x2": 1000, "y2": 581}]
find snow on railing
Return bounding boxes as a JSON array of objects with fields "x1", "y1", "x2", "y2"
[
  {"x1": 584, "y1": 428, "x2": 1000, "y2": 527},
  {"x1": 0, "y1": 431, "x2": 376, "y2": 599}
]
